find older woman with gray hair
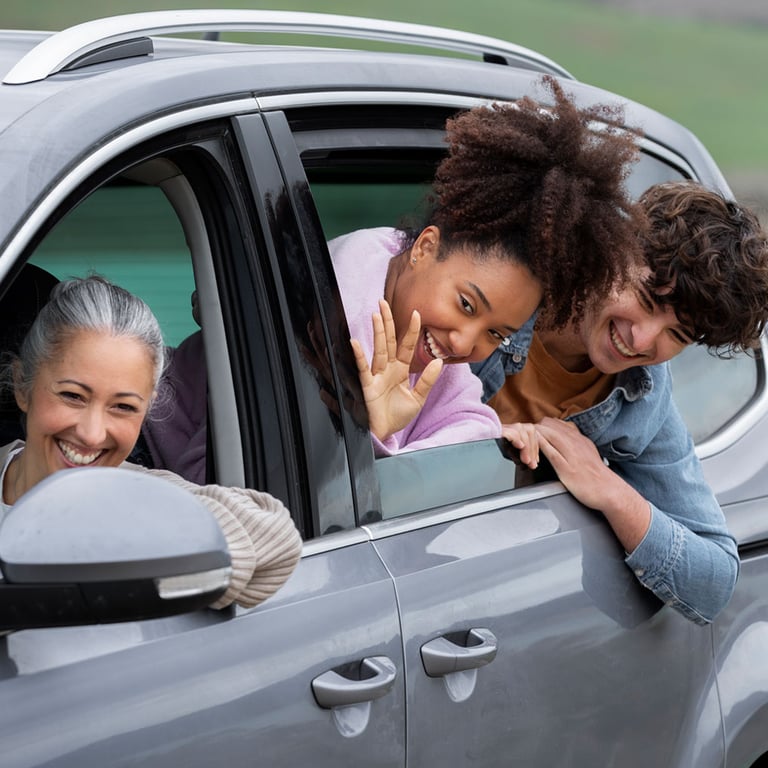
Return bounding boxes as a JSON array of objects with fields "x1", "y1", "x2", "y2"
[{"x1": 0, "y1": 274, "x2": 301, "y2": 609}]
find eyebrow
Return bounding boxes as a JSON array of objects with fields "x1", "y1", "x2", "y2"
[
  {"x1": 56, "y1": 379, "x2": 146, "y2": 401},
  {"x1": 467, "y1": 281, "x2": 520, "y2": 334}
]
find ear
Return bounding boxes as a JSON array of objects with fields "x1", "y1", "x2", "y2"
[
  {"x1": 410, "y1": 225, "x2": 441, "y2": 265},
  {"x1": 12, "y1": 362, "x2": 28, "y2": 414}
]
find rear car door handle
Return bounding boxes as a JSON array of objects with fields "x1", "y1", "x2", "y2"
[
  {"x1": 420, "y1": 628, "x2": 498, "y2": 678},
  {"x1": 312, "y1": 655, "x2": 397, "y2": 708}
]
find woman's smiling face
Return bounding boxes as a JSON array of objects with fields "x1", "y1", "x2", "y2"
[
  {"x1": 15, "y1": 329, "x2": 155, "y2": 487},
  {"x1": 389, "y1": 226, "x2": 542, "y2": 373}
]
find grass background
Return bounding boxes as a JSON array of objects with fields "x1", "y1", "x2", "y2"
[{"x1": 2, "y1": 0, "x2": 766, "y2": 210}]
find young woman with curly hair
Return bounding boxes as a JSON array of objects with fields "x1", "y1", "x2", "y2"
[
  {"x1": 473, "y1": 179, "x2": 768, "y2": 625},
  {"x1": 332, "y1": 75, "x2": 644, "y2": 455}
]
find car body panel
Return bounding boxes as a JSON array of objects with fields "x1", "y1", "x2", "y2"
[
  {"x1": 711, "y1": 546, "x2": 768, "y2": 768},
  {"x1": 371, "y1": 491, "x2": 723, "y2": 766},
  {"x1": 0, "y1": 541, "x2": 407, "y2": 767}
]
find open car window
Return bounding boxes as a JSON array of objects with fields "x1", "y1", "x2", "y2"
[
  {"x1": 294, "y1": 104, "x2": 767, "y2": 520},
  {"x1": 8, "y1": 128, "x2": 283, "y2": 501}
]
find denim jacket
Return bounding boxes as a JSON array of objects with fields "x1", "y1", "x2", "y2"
[{"x1": 472, "y1": 317, "x2": 739, "y2": 625}]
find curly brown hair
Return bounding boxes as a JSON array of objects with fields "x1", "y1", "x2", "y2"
[
  {"x1": 640, "y1": 180, "x2": 768, "y2": 355},
  {"x1": 428, "y1": 75, "x2": 645, "y2": 328}
]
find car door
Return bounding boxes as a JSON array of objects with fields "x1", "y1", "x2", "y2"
[
  {"x1": 0, "y1": 113, "x2": 406, "y2": 768},
  {"x1": 371, "y1": 447, "x2": 723, "y2": 767},
  {"x1": 260, "y1": 93, "x2": 732, "y2": 767},
  {"x1": 0, "y1": 545, "x2": 402, "y2": 768}
]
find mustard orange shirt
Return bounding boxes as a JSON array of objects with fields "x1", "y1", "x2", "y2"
[{"x1": 488, "y1": 332, "x2": 615, "y2": 424}]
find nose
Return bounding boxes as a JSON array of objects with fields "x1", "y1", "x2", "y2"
[
  {"x1": 447, "y1": 327, "x2": 492, "y2": 361},
  {"x1": 74, "y1": 406, "x2": 108, "y2": 446},
  {"x1": 631, "y1": 314, "x2": 666, "y2": 355},
  {"x1": 446, "y1": 328, "x2": 475, "y2": 359}
]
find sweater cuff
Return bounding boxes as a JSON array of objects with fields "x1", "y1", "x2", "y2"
[{"x1": 207, "y1": 504, "x2": 258, "y2": 609}]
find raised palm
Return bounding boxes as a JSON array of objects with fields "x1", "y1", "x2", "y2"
[{"x1": 351, "y1": 299, "x2": 443, "y2": 441}]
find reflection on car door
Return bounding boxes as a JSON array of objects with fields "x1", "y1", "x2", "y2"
[
  {"x1": 0, "y1": 540, "x2": 406, "y2": 767},
  {"x1": 371, "y1": 483, "x2": 724, "y2": 767}
]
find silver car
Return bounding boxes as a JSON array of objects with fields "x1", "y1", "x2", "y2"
[{"x1": 0, "y1": 10, "x2": 766, "y2": 767}]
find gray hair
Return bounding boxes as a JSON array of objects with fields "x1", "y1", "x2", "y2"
[{"x1": 14, "y1": 275, "x2": 165, "y2": 400}]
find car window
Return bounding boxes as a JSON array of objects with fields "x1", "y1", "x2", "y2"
[
  {"x1": 669, "y1": 344, "x2": 761, "y2": 443},
  {"x1": 311, "y1": 181, "x2": 431, "y2": 241},
  {"x1": 624, "y1": 149, "x2": 686, "y2": 198},
  {"x1": 296, "y1": 110, "x2": 711, "y2": 520},
  {"x1": 8, "y1": 129, "x2": 288, "y2": 504},
  {"x1": 376, "y1": 438, "x2": 542, "y2": 519}
]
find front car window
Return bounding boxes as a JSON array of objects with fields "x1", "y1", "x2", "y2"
[{"x1": 3, "y1": 129, "x2": 284, "y2": 506}]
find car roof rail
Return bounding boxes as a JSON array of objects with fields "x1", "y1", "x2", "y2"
[{"x1": 3, "y1": 9, "x2": 574, "y2": 85}]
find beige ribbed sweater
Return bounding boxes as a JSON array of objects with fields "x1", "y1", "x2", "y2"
[{"x1": 0, "y1": 441, "x2": 303, "y2": 610}]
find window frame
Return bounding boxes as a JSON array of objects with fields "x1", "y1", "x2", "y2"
[{"x1": 6, "y1": 118, "x2": 331, "y2": 533}]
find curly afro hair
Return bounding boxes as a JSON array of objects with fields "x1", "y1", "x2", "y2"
[
  {"x1": 429, "y1": 75, "x2": 645, "y2": 328},
  {"x1": 640, "y1": 180, "x2": 768, "y2": 355}
]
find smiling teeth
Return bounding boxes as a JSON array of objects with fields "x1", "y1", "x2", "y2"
[
  {"x1": 424, "y1": 330, "x2": 448, "y2": 360},
  {"x1": 610, "y1": 325, "x2": 638, "y2": 358},
  {"x1": 58, "y1": 441, "x2": 102, "y2": 466}
]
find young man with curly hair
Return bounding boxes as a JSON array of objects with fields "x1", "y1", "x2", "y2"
[{"x1": 472, "y1": 179, "x2": 768, "y2": 625}]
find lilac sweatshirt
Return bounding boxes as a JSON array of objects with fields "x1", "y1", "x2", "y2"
[{"x1": 329, "y1": 227, "x2": 502, "y2": 456}]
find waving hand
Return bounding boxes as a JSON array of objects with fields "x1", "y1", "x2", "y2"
[{"x1": 351, "y1": 299, "x2": 443, "y2": 441}]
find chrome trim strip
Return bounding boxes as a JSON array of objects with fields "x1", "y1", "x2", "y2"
[
  {"x1": 256, "y1": 90, "x2": 490, "y2": 112},
  {"x1": 300, "y1": 527, "x2": 372, "y2": 556},
  {"x1": 303, "y1": 482, "x2": 566, "y2": 551},
  {"x1": 695, "y1": 334, "x2": 768, "y2": 459},
  {"x1": 257, "y1": 91, "x2": 700, "y2": 179},
  {"x1": 156, "y1": 566, "x2": 232, "y2": 599},
  {"x1": 0, "y1": 97, "x2": 256, "y2": 281},
  {"x1": 362, "y1": 482, "x2": 565, "y2": 540},
  {"x1": 3, "y1": 9, "x2": 573, "y2": 85},
  {"x1": 7, "y1": 87, "x2": 697, "y2": 280}
]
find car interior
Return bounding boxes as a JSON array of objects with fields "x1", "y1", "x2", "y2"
[{"x1": 0, "y1": 262, "x2": 60, "y2": 446}]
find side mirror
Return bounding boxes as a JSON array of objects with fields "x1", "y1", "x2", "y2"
[{"x1": 0, "y1": 468, "x2": 231, "y2": 631}]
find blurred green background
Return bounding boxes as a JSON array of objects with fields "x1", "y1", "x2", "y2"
[{"x1": 3, "y1": 0, "x2": 766, "y2": 213}]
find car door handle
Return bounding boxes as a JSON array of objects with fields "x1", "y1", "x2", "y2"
[
  {"x1": 312, "y1": 655, "x2": 397, "y2": 709},
  {"x1": 421, "y1": 628, "x2": 498, "y2": 678}
]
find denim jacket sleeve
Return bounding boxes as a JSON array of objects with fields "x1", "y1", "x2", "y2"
[
  {"x1": 476, "y1": 330, "x2": 738, "y2": 625},
  {"x1": 594, "y1": 373, "x2": 738, "y2": 625}
]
